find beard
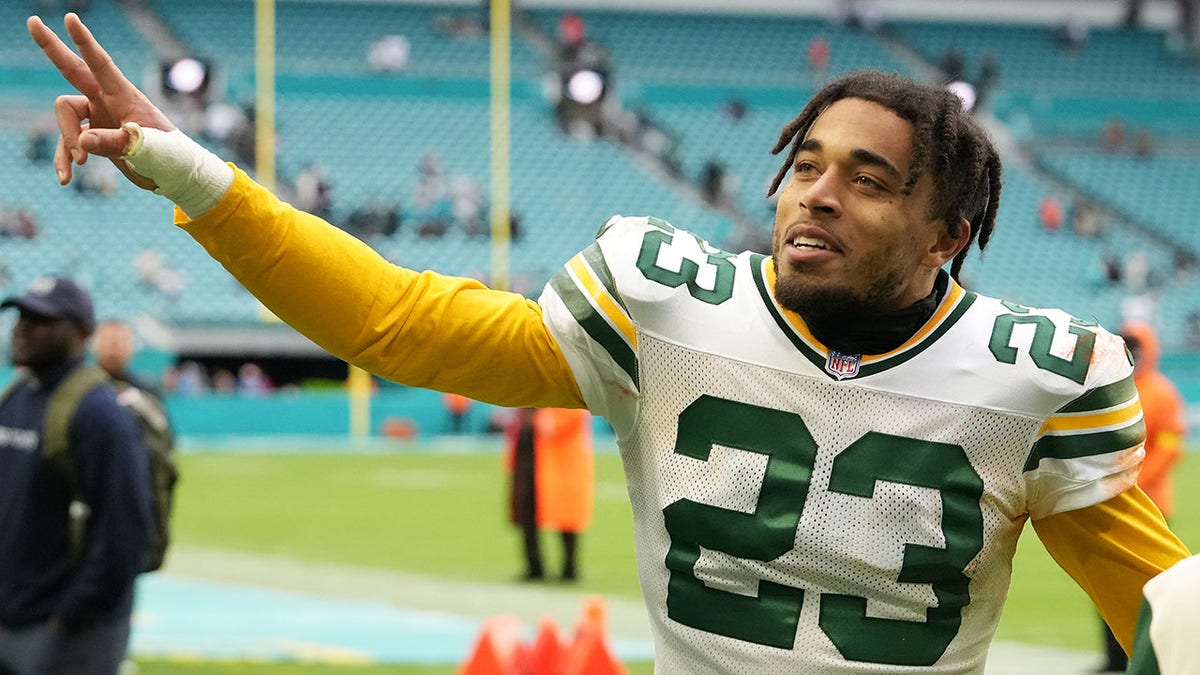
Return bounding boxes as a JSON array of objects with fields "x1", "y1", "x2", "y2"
[{"x1": 771, "y1": 256, "x2": 908, "y2": 322}]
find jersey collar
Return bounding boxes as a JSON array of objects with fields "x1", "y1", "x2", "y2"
[{"x1": 751, "y1": 255, "x2": 976, "y2": 380}]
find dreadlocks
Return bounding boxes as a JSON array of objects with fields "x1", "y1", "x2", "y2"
[{"x1": 768, "y1": 70, "x2": 1001, "y2": 281}]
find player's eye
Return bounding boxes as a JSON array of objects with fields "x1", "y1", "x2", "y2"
[
  {"x1": 853, "y1": 174, "x2": 884, "y2": 190},
  {"x1": 794, "y1": 161, "x2": 819, "y2": 176}
]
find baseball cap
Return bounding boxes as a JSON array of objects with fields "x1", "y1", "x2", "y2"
[{"x1": 1, "y1": 276, "x2": 95, "y2": 331}]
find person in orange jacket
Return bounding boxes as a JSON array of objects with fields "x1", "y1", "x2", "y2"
[
  {"x1": 505, "y1": 407, "x2": 595, "y2": 581},
  {"x1": 1098, "y1": 320, "x2": 1188, "y2": 672},
  {"x1": 442, "y1": 392, "x2": 472, "y2": 434}
]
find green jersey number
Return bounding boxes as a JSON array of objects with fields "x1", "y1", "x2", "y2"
[
  {"x1": 636, "y1": 229, "x2": 736, "y2": 305},
  {"x1": 989, "y1": 301, "x2": 1095, "y2": 384},
  {"x1": 664, "y1": 396, "x2": 984, "y2": 665}
]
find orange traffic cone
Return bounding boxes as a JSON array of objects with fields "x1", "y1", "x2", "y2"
[
  {"x1": 562, "y1": 597, "x2": 627, "y2": 675},
  {"x1": 528, "y1": 616, "x2": 566, "y2": 675},
  {"x1": 459, "y1": 615, "x2": 529, "y2": 675}
]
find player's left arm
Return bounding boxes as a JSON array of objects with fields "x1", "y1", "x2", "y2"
[{"x1": 1032, "y1": 486, "x2": 1191, "y2": 655}]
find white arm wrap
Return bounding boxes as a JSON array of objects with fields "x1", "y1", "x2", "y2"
[{"x1": 120, "y1": 122, "x2": 235, "y2": 218}]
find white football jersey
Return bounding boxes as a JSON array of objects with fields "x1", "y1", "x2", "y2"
[
  {"x1": 539, "y1": 216, "x2": 1145, "y2": 674},
  {"x1": 1129, "y1": 554, "x2": 1200, "y2": 675}
]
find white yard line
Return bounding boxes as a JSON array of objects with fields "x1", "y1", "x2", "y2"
[
  {"x1": 162, "y1": 544, "x2": 1103, "y2": 672},
  {"x1": 162, "y1": 544, "x2": 654, "y2": 643}
]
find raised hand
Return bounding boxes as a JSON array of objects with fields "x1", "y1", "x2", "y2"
[{"x1": 27, "y1": 13, "x2": 175, "y2": 189}]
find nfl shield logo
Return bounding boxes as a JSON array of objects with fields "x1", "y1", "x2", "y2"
[{"x1": 825, "y1": 350, "x2": 862, "y2": 380}]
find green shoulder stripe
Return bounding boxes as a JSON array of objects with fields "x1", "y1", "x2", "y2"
[
  {"x1": 582, "y1": 243, "x2": 628, "y2": 313},
  {"x1": 549, "y1": 267, "x2": 639, "y2": 389},
  {"x1": 1024, "y1": 420, "x2": 1147, "y2": 472},
  {"x1": 1059, "y1": 376, "x2": 1137, "y2": 414}
]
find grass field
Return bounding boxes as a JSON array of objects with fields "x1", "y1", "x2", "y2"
[{"x1": 137, "y1": 439, "x2": 1199, "y2": 673}]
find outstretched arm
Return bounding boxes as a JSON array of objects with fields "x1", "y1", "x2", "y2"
[{"x1": 29, "y1": 13, "x2": 587, "y2": 409}]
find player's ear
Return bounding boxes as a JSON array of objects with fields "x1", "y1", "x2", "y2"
[{"x1": 926, "y1": 217, "x2": 971, "y2": 268}]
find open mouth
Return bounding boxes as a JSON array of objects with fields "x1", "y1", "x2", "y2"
[{"x1": 792, "y1": 235, "x2": 831, "y2": 251}]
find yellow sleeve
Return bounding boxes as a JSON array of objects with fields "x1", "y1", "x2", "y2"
[
  {"x1": 175, "y1": 167, "x2": 585, "y2": 409},
  {"x1": 1032, "y1": 487, "x2": 1190, "y2": 655}
]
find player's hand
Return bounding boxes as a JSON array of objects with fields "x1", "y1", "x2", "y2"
[{"x1": 27, "y1": 13, "x2": 175, "y2": 190}]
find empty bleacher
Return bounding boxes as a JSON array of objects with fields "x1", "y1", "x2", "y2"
[{"x1": 3, "y1": 1, "x2": 1199, "y2": 350}]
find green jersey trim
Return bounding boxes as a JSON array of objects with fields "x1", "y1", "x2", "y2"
[
  {"x1": 750, "y1": 257, "x2": 977, "y2": 380},
  {"x1": 550, "y1": 259, "x2": 640, "y2": 390}
]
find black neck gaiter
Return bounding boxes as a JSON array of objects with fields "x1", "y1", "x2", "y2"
[{"x1": 802, "y1": 273, "x2": 949, "y2": 356}]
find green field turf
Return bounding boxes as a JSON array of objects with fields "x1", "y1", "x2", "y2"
[
  {"x1": 134, "y1": 660, "x2": 657, "y2": 674},
  {"x1": 146, "y1": 441, "x2": 1199, "y2": 673},
  {"x1": 169, "y1": 445, "x2": 641, "y2": 596}
]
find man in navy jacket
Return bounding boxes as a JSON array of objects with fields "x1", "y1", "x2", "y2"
[{"x1": 0, "y1": 277, "x2": 153, "y2": 675}]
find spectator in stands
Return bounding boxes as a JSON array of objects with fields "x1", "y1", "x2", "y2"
[
  {"x1": 133, "y1": 247, "x2": 185, "y2": 300},
  {"x1": 700, "y1": 160, "x2": 736, "y2": 210},
  {"x1": 838, "y1": 0, "x2": 883, "y2": 33},
  {"x1": 433, "y1": 0, "x2": 489, "y2": 40},
  {"x1": 1173, "y1": 250, "x2": 1195, "y2": 282},
  {"x1": 235, "y1": 362, "x2": 274, "y2": 397},
  {"x1": 1121, "y1": 290, "x2": 1159, "y2": 327},
  {"x1": 412, "y1": 152, "x2": 450, "y2": 237},
  {"x1": 938, "y1": 47, "x2": 964, "y2": 84},
  {"x1": 0, "y1": 209, "x2": 40, "y2": 240},
  {"x1": 1179, "y1": 0, "x2": 1200, "y2": 57},
  {"x1": 1097, "y1": 321, "x2": 1188, "y2": 672},
  {"x1": 345, "y1": 200, "x2": 401, "y2": 240},
  {"x1": 807, "y1": 37, "x2": 830, "y2": 80},
  {"x1": 72, "y1": 158, "x2": 117, "y2": 196},
  {"x1": 210, "y1": 368, "x2": 236, "y2": 394},
  {"x1": 1101, "y1": 118, "x2": 1127, "y2": 153},
  {"x1": 1071, "y1": 199, "x2": 1104, "y2": 238},
  {"x1": 972, "y1": 51, "x2": 1000, "y2": 111},
  {"x1": 202, "y1": 99, "x2": 248, "y2": 148},
  {"x1": 293, "y1": 163, "x2": 333, "y2": 220},
  {"x1": 508, "y1": 210, "x2": 523, "y2": 242},
  {"x1": 27, "y1": 115, "x2": 57, "y2": 164},
  {"x1": 505, "y1": 407, "x2": 594, "y2": 582},
  {"x1": 1103, "y1": 254, "x2": 1124, "y2": 285},
  {"x1": 1125, "y1": 250, "x2": 1152, "y2": 292},
  {"x1": 1037, "y1": 196, "x2": 1064, "y2": 231},
  {"x1": 93, "y1": 320, "x2": 159, "y2": 396},
  {"x1": 219, "y1": 103, "x2": 257, "y2": 169},
  {"x1": 449, "y1": 175, "x2": 486, "y2": 237},
  {"x1": 1124, "y1": 0, "x2": 1146, "y2": 28},
  {"x1": 722, "y1": 97, "x2": 748, "y2": 122},
  {"x1": 366, "y1": 34, "x2": 410, "y2": 73},
  {"x1": 1055, "y1": 15, "x2": 1090, "y2": 53},
  {"x1": 165, "y1": 361, "x2": 208, "y2": 397},
  {"x1": 1133, "y1": 129, "x2": 1156, "y2": 158},
  {"x1": 556, "y1": 12, "x2": 589, "y2": 64}
]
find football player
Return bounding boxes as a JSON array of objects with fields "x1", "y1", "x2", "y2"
[{"x1": 30, "y1": 13, "x2": 1189, "y2": 673}]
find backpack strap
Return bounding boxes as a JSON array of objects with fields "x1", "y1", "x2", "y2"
[
  {"x1": 43, "y1": 364, "x2": 111, "y2": 564},
  {"x1": 0, "y1": 371, "x2": 28, "y2": 407}
]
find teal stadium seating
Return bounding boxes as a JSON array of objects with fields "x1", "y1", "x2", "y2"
[{"x1": 2, "y1": 1, "x2": 1198, "y2": 349}]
